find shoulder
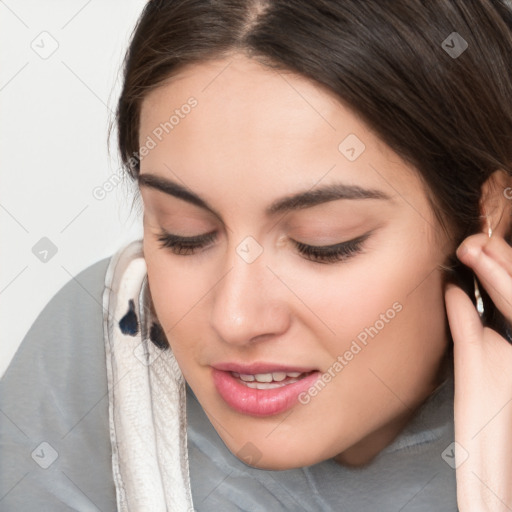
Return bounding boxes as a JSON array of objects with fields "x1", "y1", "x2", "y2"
[
  {"x1": 2, "y1": 255, "x2": 112, "y2": 387},
  {"x1": 0, "y1": 254, "x2": 118, "y2": 511}
]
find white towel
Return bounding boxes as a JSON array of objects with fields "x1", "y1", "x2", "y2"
[{"x1": 102, "y1": 239, "x2": 195, "y2": 512}]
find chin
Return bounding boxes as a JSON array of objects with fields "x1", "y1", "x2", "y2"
[
  {"x1": 235, "y1": 454, "x2": 305, "y2": 471},
  {"x1": 228, "y1": 440, "x2": 328, "y2": 471}
]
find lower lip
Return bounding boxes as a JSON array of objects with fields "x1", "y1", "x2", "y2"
[{"x1": 212, "y1": 368, "x2": 321, "y2": 417}]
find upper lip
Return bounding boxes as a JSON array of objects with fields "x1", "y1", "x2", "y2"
[{"x1": 212, "y1": 362, "x2": 318, "y2": 374}]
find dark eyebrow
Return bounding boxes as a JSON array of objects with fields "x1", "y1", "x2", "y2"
[
  {"x1": 137, "y1": 173, "x2": 392, "y2": 218},
  {"x1": 267, "y1": 181, "x2": 391, "y2": 214}
]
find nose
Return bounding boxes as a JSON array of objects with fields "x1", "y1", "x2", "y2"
[{"x1": 209, "y1": 239, "x2": 291, "y2": 346}]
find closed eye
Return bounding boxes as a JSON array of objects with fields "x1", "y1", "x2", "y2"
[{"x1": 156, "y1": 229, "x2": 370, "y2": 264}]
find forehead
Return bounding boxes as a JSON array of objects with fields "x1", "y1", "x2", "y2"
[
  {"x1": 140, "y1": 54, "x2": 372, "y2": 155},
  {"x1": 138, "y1": 54, "x2": 423, "y2": 209},
  {"x1": 140, "y1": 54, "x2": 343, "y2": 128}
]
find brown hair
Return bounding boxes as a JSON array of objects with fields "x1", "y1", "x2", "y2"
[{"x1": 113, "y1": 0, "x2": 512, "y2": 337}]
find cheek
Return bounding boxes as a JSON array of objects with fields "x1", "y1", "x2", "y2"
[
  {"x1": 144, "y1": 238, "x2": 206, "y2": 317},
  {"x1": 299, "y1": 244, "x2": 447, "y2": 370},
  {"x1": 299, "y1": 253, "x2": 447, "y2": 427},
  {"x1": 287, "y1": 251, "x2": 433, "y2": 341},
  {"x1": 347, "y1": 249, "x2": 447, "y2": 381},
  {"x1": 143, "y1": 240, "x2": 202, "y2": 357}
]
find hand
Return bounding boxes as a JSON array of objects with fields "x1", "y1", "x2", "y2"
[{"x1": 445, "y1": 233, "x2": 512, "y2": 511}]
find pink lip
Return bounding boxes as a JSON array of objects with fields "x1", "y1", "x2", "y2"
[{"x1": 211, "y1": 366, "x2": 321, "y2": 417}]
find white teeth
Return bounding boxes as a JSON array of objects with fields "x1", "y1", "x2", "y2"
[
  {"x1": 254, "y1": 373, "x2": 273, "y2": 382},
  {"x1": 231, "y1": 370, "x2": 309, "y2": 387},
  {"x1": 244, "y1": 380, "x2": 293, "y2": 389},
  {"x1": 253, "y1": 372, "x2": 295, "y2": 382}
]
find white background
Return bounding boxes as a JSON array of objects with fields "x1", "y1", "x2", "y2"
[{"x1": 1, "y1": 0, "x2": 148, "y2": 377}]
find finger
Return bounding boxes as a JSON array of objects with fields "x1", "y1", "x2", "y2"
[
  {"x1": 457, "y1": 239, "x2": 512, "y2": 323},
  {"x1": 459, "y1": 233, "x2": 512, "y2": 277},
  {"x1": 445, "y1": 282, "x2": 485, "y2": 409},
  {"x1": 445, "y1": 282, "x2": 484, "y2": 350},
  {"x1": 481, "y1": 235, "x2": 512, "y2": 277},
  {"x1": 444, "y1": 283, "x2": 485, "y2": 470}
]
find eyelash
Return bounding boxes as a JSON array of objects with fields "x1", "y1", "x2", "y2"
[{"x1": 156, "y1": 230, "x2": 369, "y2": 264}]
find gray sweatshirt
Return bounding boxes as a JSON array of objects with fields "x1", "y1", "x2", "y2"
[{"x1": 0, "y1": 255, "x2": 459, "y2": 511}]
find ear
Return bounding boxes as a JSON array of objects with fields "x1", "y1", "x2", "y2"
[{"x1": 479, "y1": 169, "x2": 512, "y2": 239}]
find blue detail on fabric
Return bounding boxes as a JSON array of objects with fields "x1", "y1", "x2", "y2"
[
  {"x1": 119, "y1": 299, "x2": 139, "y2": 336},
  {"x1": 150, "y1": 321, "x2": 169, "y2": 350}
]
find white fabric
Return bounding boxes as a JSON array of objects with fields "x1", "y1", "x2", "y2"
[{"x1": 102, "y1": 239, "x2": 194, "y2": 512}]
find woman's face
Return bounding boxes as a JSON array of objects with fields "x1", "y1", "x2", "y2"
[{"x1": 138, "y1": 54, "x2": 453, "y2": 470}]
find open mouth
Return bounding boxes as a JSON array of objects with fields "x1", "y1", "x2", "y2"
[
  {"x1": 212, "y1": 368, "x2": 321, "y2": 416},
  {"x1": 229, "y1": 370, "x2": 314, "y2": 389}
]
